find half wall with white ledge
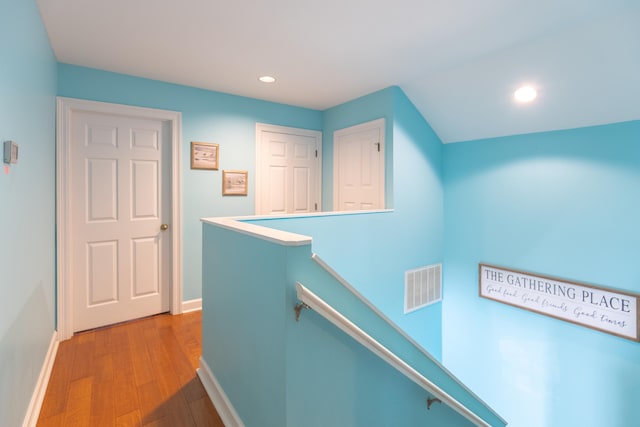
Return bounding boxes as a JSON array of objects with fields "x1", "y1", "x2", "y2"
[{"x1": 199, "y1": 215, "x2": 506, "y2": 427}]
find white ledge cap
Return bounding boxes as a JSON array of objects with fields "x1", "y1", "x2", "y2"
[{"x1": 201, "y1": 217, "x2": 311, "y2": 246}]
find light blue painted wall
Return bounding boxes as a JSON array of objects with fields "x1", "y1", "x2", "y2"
[
  {"x1": 442, "y1": 121, "x2": 640, "y2": 427},
  {"x1": 202, "y1": 224, "x2": 288, "y2": 426},
  {"x1": 202, "y1": 221, "x2": 503, "y2": 426},
  {"x1": 391, "y1": 88, "x2": 444, "y2": 352},
  {"x1": 57, "y1": 64, "x2": 323, "y2": 300},
  {"x1": 0, "y1": 0, "x2": 57, "y2": 425},
  {"x1": 321, "y1": 87, "x2": 395, "y2": 209},
  {"x1": 251, "y1": 87, "x2": 445, "y2": 358}
]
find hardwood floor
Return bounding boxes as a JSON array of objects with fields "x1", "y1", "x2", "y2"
[{"x1": 37, "y1": 311, "x2": 224, "y2": 427}]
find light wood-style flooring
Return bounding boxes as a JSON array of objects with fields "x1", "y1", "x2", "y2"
[{"x1": 37, "y1": 311, "x2": 224, "y2": 427}]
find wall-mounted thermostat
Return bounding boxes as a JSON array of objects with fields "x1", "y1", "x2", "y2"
[{"x1": 3, "y1": 140, "x2": 18, "y2": 164}]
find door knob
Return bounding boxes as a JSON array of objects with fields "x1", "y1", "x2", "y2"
[{"x1": 160, "y1": 224, "x2": 169, "y2": 231}]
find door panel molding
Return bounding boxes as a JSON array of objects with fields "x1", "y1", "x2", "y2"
[{"x1": 56, "y1": 97, "x2": 183, "y2": 340}]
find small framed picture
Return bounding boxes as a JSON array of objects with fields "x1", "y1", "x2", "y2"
[
  {"x1": 222, "y1": 170, "x2": 248, "y2": 196},
  {"x1": 191, "y1": 141, "x2": 219, "y2": 170}
]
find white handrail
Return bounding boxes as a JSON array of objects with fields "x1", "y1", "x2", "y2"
[
  {"x1": 295, "y1": 282, "x2": 492, "y2": 427},
  {"x1": 311, "y1": 254, "x2": 504, "y2": 424}
]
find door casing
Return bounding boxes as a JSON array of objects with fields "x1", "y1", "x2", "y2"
[{"x1": 56, "y1": 97, "x2": 183, "y2": 340}]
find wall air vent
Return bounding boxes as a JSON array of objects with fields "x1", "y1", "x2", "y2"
[{"x1": 404, "y1": 263, "x2": 442, "y2": 314}]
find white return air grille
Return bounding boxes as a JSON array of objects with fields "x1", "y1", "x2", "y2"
[{"x1": 404, "y1": 263, "x2": 442, "y2": 313}]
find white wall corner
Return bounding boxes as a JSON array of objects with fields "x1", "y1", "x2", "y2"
[
  {"x1": 197, "y1": 357, "x2": 244, "y2": 427},
  {"x1": 182, "y1": 298, "x2": 202, "y2": 313},
  {"x1": 22, "y1": 331, "x2": 58, "y2": 427}
]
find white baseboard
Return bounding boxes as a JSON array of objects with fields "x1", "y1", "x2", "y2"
[
  {"x1": 22, "y1": 331, "x2": 59, "y2": 427},
  {"x1": 182, "y1": 298, "x2": 202, "y2": 313},
  {"x1": 197, "y1": 357, "x2": 244, "y2": 427}
]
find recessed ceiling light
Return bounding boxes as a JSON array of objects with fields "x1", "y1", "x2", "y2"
[
  {"x1": 514, "y1": 86, "x2": 537, "y2": 103},
  {"x1": 258, "y1": 75, "x2": 276, "y2": 83}
]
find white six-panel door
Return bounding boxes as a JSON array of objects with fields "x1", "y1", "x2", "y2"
[
  {"x1": 256, "y1": 124, "x2": 322, "y2": 215},
  {"x1": 334, "y1": 118, "x2": 385, "y2": 211},
  {"x1": 70, "y1": 111, "x2": 170, "y2": 332}
]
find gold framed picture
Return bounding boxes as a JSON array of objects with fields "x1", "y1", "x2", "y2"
[
  {"x1": 191, "y1": 141, "x2": 219, "y2": 170},
  {"x1": 222, "y1": 170, "x2": 248, "y2": 196}
]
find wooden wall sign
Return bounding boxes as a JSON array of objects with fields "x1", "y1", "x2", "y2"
[{"x1": 479, "y1": 264, "x2": 640, "y2": 342}]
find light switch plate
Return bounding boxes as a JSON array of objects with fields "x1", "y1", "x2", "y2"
[{"x1": 3, "y1": 140, "x2": 18, "y2": 164}]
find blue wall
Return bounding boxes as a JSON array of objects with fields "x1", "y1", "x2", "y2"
[
  {"x1": 57, "y1": 64, "x2": 322, "y2": 301},
  {"x1": 322, "y1": 87, "x2": 395, "y2": 209},
  {"x1": 0, "y1": 0, "x2": 57, "y2": 425},
  {"x1": 202, "y1": 224, "x2": 288, "y2": 426},
  {"x1": 251, "y1": 87, "x2": 445, "y2": 358},
  {"x1": 442, "y1": 121, "x2": 640, "y2": 427},
  {"x1": 202, "y1": 220, "x2": 503, "y2": 426}
]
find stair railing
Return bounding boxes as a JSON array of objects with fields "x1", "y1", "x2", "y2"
[{"x1": 295, "y1": 282, "x2": 492, "y2": 427}]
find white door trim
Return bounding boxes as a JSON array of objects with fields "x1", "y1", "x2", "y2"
[
  {"x1": 255, "y1": 123, "x2": 322, "y2": 214},
  {"x1": 56, "y1": 97, "x2": 183, "y2": 340}
]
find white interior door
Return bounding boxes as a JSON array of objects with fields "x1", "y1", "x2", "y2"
[
  {"x1": 334, "y1": 118, "x2": 385, "y2": 211},
  {"x1": 256, "y1": 124, "x2": 322, "y2": 215},
  {"x1": 69, "y1": 110, "x2": 171, "y2": 332}
]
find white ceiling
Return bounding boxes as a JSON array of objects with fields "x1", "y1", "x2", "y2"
[{"x1": 37, "y1": 0, "x2": 640, "y2": 143}]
